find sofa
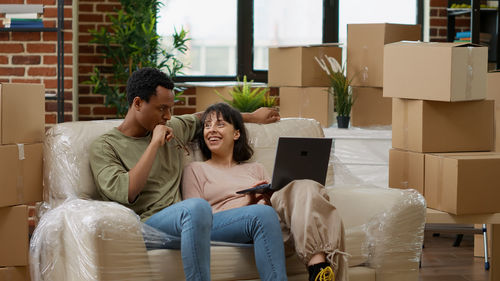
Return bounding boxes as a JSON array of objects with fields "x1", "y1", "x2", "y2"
[{"x1": 30, "y1": 117, "x2": 426, "y2": 281}]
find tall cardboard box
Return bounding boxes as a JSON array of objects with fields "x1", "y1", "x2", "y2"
[
  {"x1": 351, "y1": 87, "x2": 391, "y2": 127},
  {"x1": 268, "y1": 44, "x2": 342, "y2": 87},
  {"x1": 0, "y1": 205, "x2": 29, "y2": 266},
  {"x1": 392, "y1": 98, "x2": 494, "y2": 153},
  {"x1": 487, "y1": 71, "x2": 500, "y2": 151},
  {"x1": 388, "y1": 149, "x2": 425, "y2": 195},
  {"x1": 384, "y1": 42, "x2": 488, "y2": 101},
  {"x1": 0, "y1": 143, "x2": 43, "y2": 208},
  {"x1": 279, "y1": 87, "x2": 333, "y2": 127},
  {"x1": 425, "y1": 152, "x2": 500, "y2": 215},
  {"x1": 0, "y1": 83, "x2": 45, "y2": 145},
  {"x1": 347, "y1": 23, "x2": 421, "y2": 87},
  {"x1": 0, "y1": 267, "x2": 29, "y2": 281}
]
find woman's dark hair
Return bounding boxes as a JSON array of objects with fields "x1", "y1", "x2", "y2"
[
  {"x1": 126, "y1": 67, "x2": 174, "y2": 106},
  {"x1": 199, "y1": 103, "x2": 253, "y2": 162}
]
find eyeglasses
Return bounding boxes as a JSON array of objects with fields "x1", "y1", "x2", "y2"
[{"x1": 173, "y1": 135, "x2": 190, "y2": 156}]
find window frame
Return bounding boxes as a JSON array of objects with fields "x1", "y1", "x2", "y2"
[{"x1": 173, "y1": 0, "x2": 423, "y2": 83}]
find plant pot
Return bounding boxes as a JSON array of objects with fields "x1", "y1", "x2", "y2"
[{"x1": 337, "y1": 116, "x2": 350, "y2": 129}]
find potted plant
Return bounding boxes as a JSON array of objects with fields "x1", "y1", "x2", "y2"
[
  {"x1": 86, "y1": 0, "x2": 189, "y2": 117},
  {"x1": 216, "y1": 76, "x2": 277, "y2": 113},
  {"x1": 316, "y1": 55, "x2": 355, "y2": 128}
]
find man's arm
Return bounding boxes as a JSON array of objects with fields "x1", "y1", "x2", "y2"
[
  {"x1": 127, "y1": 125, "x2": 173, "y2": 203},
  {"x1": 193, "y1": 107, "x2": 280, "y2": 124}
]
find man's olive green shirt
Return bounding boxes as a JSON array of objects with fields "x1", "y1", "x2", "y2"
[{"x1": 89, "y1": 115, "x2": 200, "y2": 222}]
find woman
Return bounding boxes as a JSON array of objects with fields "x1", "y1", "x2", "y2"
[{"x1": 182, "y1": 103, "x2": 347, "y2": 281}]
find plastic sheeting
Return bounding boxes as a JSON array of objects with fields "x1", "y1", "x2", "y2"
[
  {"x1": 324, "y1": 126, "x2": 392, "y2": 188},
  {"x1": 31, "y1": 117, "x2": 426, "y2": 281}
]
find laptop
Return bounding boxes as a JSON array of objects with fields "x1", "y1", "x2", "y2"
[{"x1": 236, "y1": 137, "x2": 333, "y2": 194}]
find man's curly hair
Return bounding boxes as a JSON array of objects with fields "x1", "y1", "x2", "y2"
[{"x1": 126, "y1": 67, "x2": 174, "y2": 105}]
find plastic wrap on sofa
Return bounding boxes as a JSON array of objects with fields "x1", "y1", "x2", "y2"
[
  {"x1": 363, "y1": 188, "x2": 426, "y2": 280},
  {"x1": 30, "y1": 199, "x2": 175, "y2": 281}
]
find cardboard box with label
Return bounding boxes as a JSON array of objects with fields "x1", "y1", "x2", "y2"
[
  {"x1": 384, "y1": 42, "x2": 488, "y2": 101},
  {"x1": 388, "y1": 148, "x2": 425, "y2": 195},
  {"x1": 392, "y1": 98, "x2": 494, "y2": 153},
  {"x1": 425, "y1": 152, "x2": 500, "y2": 215},
  {"x1": 0, "y1": 266, "x2": 29, "y2": 281},
  {"x1": 279, "y1": 87, "x2": 333, "y2": 127},
  {"x1": 268, "y1": 44, "x2": 342, "y2": 87},
  {"x1": 0, "y1": 83, "x2": 45, "y2": 145},
  {"x1": 0, "y1": 205, "x2": 29, "y2": 266},
  {"x1": 0, "y1": 143, "x2": 43, "y2": 208},
  {"x1": 351, "y1": 87, "x2": 391, "y2": 127},
  {"x1": 347, "y1": 23, "x2": 421, "y2": 87},
  {"x1": 487, "y1": 71, "x2": 500, "y2": 152}
]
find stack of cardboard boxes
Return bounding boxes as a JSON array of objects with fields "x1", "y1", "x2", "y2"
[
  {"x1": 386, "y1": 42, "x2": 500, "y2": 216},
  {"x1": 0, "y1": 83, "x2": 45, "y2": 281},
  {"x1": 347, "y1": 23, "x2": 421, "y2": 127},
  {"x1": 268, "y1": 44, "x2": 342, "y2": 127},
  {"x1": 473, "y1": 71, "x2": 500, "y2": 258}
]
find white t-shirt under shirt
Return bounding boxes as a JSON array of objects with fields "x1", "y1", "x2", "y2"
[{"x1": 182, "y1": 161, "x2": 269, "y2": 213}]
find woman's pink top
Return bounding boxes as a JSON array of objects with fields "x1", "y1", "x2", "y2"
[{"x1": 182, "y1": 161, "x2": 269, "y2": 213}]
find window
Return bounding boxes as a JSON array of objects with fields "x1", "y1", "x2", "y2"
[
  {"x1": 339, "y1": 0, "x2": 418, "y2": 46},
  {"x1": 253, "y1": 0, "x2": 323, "y2": 70},
  {"x1": 157, "y1": 0, "x2": 237, "y2": 76},
  {"x1": 158, "y1": 0, "x2": 422, "y2": 82}
]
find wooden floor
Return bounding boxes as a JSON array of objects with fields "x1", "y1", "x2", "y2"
[{"x1": 419, "y1": 232, "x2": 490, "y2": 281}]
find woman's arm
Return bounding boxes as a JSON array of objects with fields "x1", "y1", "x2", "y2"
[{"x1": 181, "y1": 163, "x2": 205, "y2": 199}]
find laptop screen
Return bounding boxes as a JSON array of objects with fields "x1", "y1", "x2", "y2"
[{"x1": 270, "y1": 137, "x2": 333, "y2": 190}]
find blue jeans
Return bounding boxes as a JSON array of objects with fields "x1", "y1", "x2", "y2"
[{"x1": 145, "y1": 199, "x2": 287, "y2": 281}]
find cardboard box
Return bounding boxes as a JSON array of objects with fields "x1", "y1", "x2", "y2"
[
  {"x1": 487, "y1": 72, "x2": 500, "y2": 151},
  {"x1": 384, "y1": 42, "x2": 488, "y2": 101},
  {"x1": 279, "y1": 87, "x2": 333, "y2": 127},
  {"x1": 194, "y1": 85, "x2": 232, "y2": 112},
  {"x1": 388, "y1": 148, "x2": 425, "y2": 195},
  {"x1": 0, "y1": 267, "x2": 29, "y2": 281},
  {"x1": 0, "y1": 83, "x2": 45, "y2": 145},
  {"x1": 0, "y1": 205, "x2": 29, "y2": 266},
  {"x1": 347, "y1": 23, "x2": 421, "y2": 87},
  {"x1": 268, "y1": 44, "x2": 342, "y2": 87},
  {"x1": 392, "y1": 98, "x2": 494, "y2": 153},
  {"x1": 351, "y1": 87, "x2": 391, "y2": 127},
  {"x1": 425, "y1": 152, "x2": 500, "y2": 215},
  {"x1": 0, "y1": 143, "x2": 42, "y2": 208},
  {"x1": 190, "y1": 82, "x2": 270, "y2": 112}
]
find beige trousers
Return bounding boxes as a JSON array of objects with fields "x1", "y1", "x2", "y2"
[{"x1": 271, "y1": 179, "x2": 348, "y2": 281}]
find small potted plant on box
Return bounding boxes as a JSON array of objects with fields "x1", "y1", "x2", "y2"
[
  {"x1": 316, "y1": 55, "x2": 355, "y2": 128},
  {"x1": 216, "y1": 75, "x2": 277, "y2": 112}
]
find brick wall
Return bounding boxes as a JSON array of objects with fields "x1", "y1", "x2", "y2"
[{"x1": 0, "y1": 0, "x2": 74, "y2": 125}]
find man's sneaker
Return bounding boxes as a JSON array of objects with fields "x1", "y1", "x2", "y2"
[{"x1": 313, "y1": 265, "x2": 335, "y2": 281}]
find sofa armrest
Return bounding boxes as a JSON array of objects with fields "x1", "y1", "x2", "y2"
[
  {"x1": 327, "y1": 186, "x2": 425, "y2": 281},
  {"x1": 30, "y1": 199, "x2": 157, "y2": 281}
]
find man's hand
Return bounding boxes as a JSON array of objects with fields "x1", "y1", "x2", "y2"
[
  {"x1": 243, "y1": 107, "x2": 280, "y2": 124},
  {"x1": 151, "y1": 125, "x2": 174, "y2": 146}
]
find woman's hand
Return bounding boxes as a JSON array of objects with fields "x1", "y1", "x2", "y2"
[{"x1": 245, "y1": 180, "x2": 273, "y2": 205}]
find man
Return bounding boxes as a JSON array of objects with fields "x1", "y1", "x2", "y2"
[{"x1": 89, "y1": 67, "x2": 280, "y2": 281}]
